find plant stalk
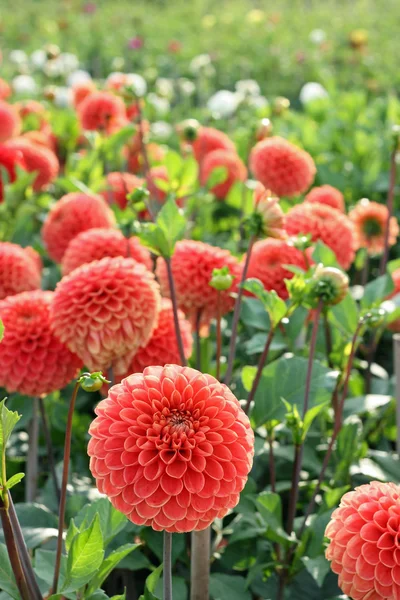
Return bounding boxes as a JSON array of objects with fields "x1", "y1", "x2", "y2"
[
  {"x1": 244, "y1": 327, "x2": 275, "y2": 415},
  {"x1": 216, "y1": 292, "x2": 222, "y2": 381},
  {"x1": 163, "y1": 531, "x2": 173, "y2": 600},
  {"x1": 380, "y1": 145, "x2": 397, "y2": 275},
  {"x1": 165, "y1": 256, "x2": 187, "y2": 366},
  {"x1": 190, "y1": 527, "x2": 210, "y2": 600},
  {"x1": 0, "y1": 496, "x2": 30, "y2": 600},
  {"x1": 25, "y1": 396, "x2": 39, "y2": 503},
  {"x1": 38, "y1": 397, "x2": 61, "y2": 505}
]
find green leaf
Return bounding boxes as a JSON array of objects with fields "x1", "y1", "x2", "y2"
[
  {"x1": 87, "y1": 543, "x2": 140, "y2": 594},
  {"x1": 361, "y1": 273, "x2": 394, "y2": 309},
  {"x1": 164, "y1": 150, "x2": 183, "y2": 180},
  {"x1": 62, "y1": 514, "x2": 104, "y2": 593},
  {"x1": 6, "y1": 472, "x2": 25, "y2": 490},
  {"x1": 330, "y1": 293, "x2": 359, "y2": 336},
  {"x1": 155, "y1": 576, "x2": 188, "y2": 600},
  {"x1": 35, "y1": 548, "x2": 66, "y2": 587},
  {"x1": 242, "y1": 279, "x2": 287, "y2": 327},
  {"x1": 303, "y1": 556, "x2": 330, "y2": 588},
  {"x1": 75, "y1": 498, "x2": 127, "y2": 546},
  {"x1": 0, "y1": 543, "x2": 21, "y2": 599},
  {"x1": 256, "y1": 492, "x2": 292, "y2": 545},
  {"x1": 143, "y1": 564, "x2": 163, "y2": 600},
  {"x1": 302, "y1": 402, "x2": 329, "y2": 441},
  {"x1": 312, "y1": 241, "x2": 339, "y2": 267},
  {"x1": 206, "y1": 166, "x2": 228, "y2": 189},
  {"x1": 0, "y1": 399, "x2": 21, "y2": 482},
  {"x1": 209, "y1": 574, "x2": 251, "y2": 600},
  {"x1": 156, "y1": 196, "x2": 186, "y2": 255},
  {"x1": 65, "y1": 519, "x2": 80, "y2": 553},
  {"x1": 240, "y1": 297, "x2": 270, "y2": 330},
  {"x1": 343, "y1": 394, "x2": 391, "y2": 417}
]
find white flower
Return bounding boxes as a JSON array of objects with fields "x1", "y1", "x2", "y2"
[
  {"x1": 43, "y1": 60, "x2": 63, "y2": 78},
  {"x1": 235, "y1": 79, "x2": 261, "y2": 97},
  {"x1": 151, "y1": 121, "x2": 173, "y2": 139},
  {"x1": 9, "y1": 50, "x2": 28, "y2": 66},
  {"x1": 147, "y1": 93, "x2": 170, "y2": 116},
  {"x1": 190, "y1": 54, "x2": 215, "y2": 77},
  {"x1": 12, "y1": 75, "x2": 37, "y2": 95},
  {"x1": 155, "y1": 78, "x2": 174, "y2": 99},
  {"x1": 178, "y1": 78, "x2": 195, "y2": 97},
  {"x1": 125, "y1": 73, "x2": 147, "y2": 97},
  {"x1": 309, "y1": 29, "x2": 326, "y2": 44},
  {"x1": 67, "y1": 70, "x2": 92, "y2": 87},
  {"x1": 54, "y1": 86, "x2": 73, "y2": 108},
  {"x1": 299, "y1": 82, "x2": 328, "y2": 104},
  {"x1": 30, "y1": 49, "x2": 47, "y2": 70},
  {"x1": 247, "y1": 95, "x2": 269, "y2": 109},
  {"x1": 57, "y1": 53, "x2": 79, "y2": 74},
  {"x1": 207, "y1": 90, "x2": 241, "y2": 118}
]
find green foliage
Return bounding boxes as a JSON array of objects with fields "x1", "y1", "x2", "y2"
[{"x1": 137, "y1": 197, "x2": 186, "y2": 257}]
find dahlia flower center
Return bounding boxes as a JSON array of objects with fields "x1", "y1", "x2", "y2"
[{"x1": 363, "y1": 217, "x2": 382, "y2": 238}]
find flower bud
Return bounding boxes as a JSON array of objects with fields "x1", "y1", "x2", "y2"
[
  {"x1": 209, "y1": 266, "x2": 235, "y2": 291},
  {"x1": 362, "y1": 307, "x2": 388, "y2": 329},
  {"x1": 253, "y1": 183, "x2": 286, "y2": 239},
  {"x1": 45, "y1": 44, "x2": 61, "y2": 60},
  {"x1": 349, "y1": 29, "x2": 368, "y2": 49},
  {"x1": 291, "y1": 234, "x2": 313, "y2": 252},
  {"x1": 128, "y1": 186, "x2": 150, "y2": 205},
  {"x1": 310, "y1": 264, "x2": 349, "y2": 306},
  {"x1": 256, "y1": 118, "x2": 273, "y2": 141},
  {"x1": 273, "y1": 97, "x2": 290, "y2": 115},
  {"x1": 177, "y1": 119, "x2": 200, "y2": 142},
  {"x1": 80, "y1": 371, "x2": 109, "y2": 392}
]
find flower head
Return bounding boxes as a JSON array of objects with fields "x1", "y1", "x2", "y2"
[
  {"x1": 253, "y1": 183, "x2": 286, "y2": 238},
  {"x1": 0, "y1": 101, "x2": 21, "y2": 143},
  {"x1": 285, "y1": 202, "x2": 355, "y2": 269},
  {"x1": 42, "y1": 192, "x2": 116, "y2": 262},
  {"x1": 88, "y1": 364, "x2": 254, "y2": 532},
  {"x1": 0, "y1": 290, "x2": 82, "y2": 396},
  {"x1": 0, "y1": 242, "x2": 42, "y2": 299},
  {"x1": 101, "y1": 171, "x2": 144, "y2": 210},
  {"x1": 250, "y1": 136, "x2": 316, "y2": 197},
  {"x1": 349, "y1": 199, "x2": 399, "y2": 255},
  {"x1": 191, "y1": 127, "x2": 235, "y2": 164},
  {"x1": 200, "y1": 150, "x2": 247, "y2": 199},
  {"x1": 61, "y1": 228, "x2": 152, "y2": 275},
  {"x1": 72, "y1": 80, "x2": 97, "y2": 108},
  {"x1": 156, "y1": 240, "x2": 241, "y2": 329},
  {"x1": 310, "y1": 265, "x2": 349, "y2": 306},
  {"x1": 51, "y1": 257, "x2": 161, "y2": 375},
  {"x1": 5, "y1": 138, "x2": 59, "y2": 191},
  {"x1": 0, "y1": 144, "x2": 26, "y2": 201},
  {"x1": 385, "y1": 269, "x2": 400, "y2": 333},
  {"x1": 305, "y1": 185, "x2": 345, "y2": 213},
  {"x1": 78, "y1": 91, "x2": 128, "y2": 134},
  {"x1": 325, "y1": 481, "x2": 400, "y2": 600},
  {"x1": 245, "y1": 239, "x2": 308, "y2": 299}
]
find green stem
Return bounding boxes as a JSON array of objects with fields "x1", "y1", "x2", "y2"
[
  {"x1": 244, "y1": 327, "x2": 275, "y2": 415},
  {"x1": 163, "y1": 531, "x2": 173, "y2": 600},
  {"x1": 25, "y1": 396, "x2": 39, "y2": 503},
  {"x1": 165, "y1": 257, "x2": 187, "y2": 366},
  {"x1": 38, "y1": 397, "x2": 61, "y2": 505}
]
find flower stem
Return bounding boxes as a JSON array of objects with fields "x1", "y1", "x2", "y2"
[
  {"x1": 268, "y1": 431, "x2": 276, "y2": 494},
  {"x1": 52, "y1": 380, "x2": 80, "y2": 594},
  {"x1": 215, "y1": 292, "x2": 222, "y2": 381},
  {"x1": 244, "y1": 327, "x2": 275, "y2": 415},
  {"x1": 195, "y1": 310, "x2": 202, "y2": 371},
  {"x1": 380, "y1": 145, "x2": 397, "y2": 275},
  {"x1": 25, "y1": 396, "x2": 39, "y2": 503},
  {"x1": 165, "y1": 256, "x2": 187, "y2": 366},
  {"x1": 323, "y1": 311, "x2": 333, "y2": 369},
  {"x1": 0, "y1": 496, "x2": 30, "y2": 600},
  {"x1": 225, "y1": 234, "x2": 256, "y2": 386},
  {"x1": 38, "y1": 397, "x2": 61, "y2": 505},
  {"x1": 190, "y1": 528, "x2": 210, "y2": 600},
  {"x1": 163, "y1": 531, "x2": 173, "y2": 600}
]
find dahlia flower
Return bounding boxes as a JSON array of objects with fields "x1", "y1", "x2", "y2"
[
  {"x1": 250, "y1": 136, "x2": 316, "y2": 197},
  {"x1": 305, "y1": 185, "x2": 345, "y2": 213},
  {"x1": 326, "y1": 481, "x2": 400, "y2": 600},
  {"x1": 191, "y1": 126, "x2": 235, "y2": 164},
  {"x1": 0, "y1": 290, "x2": 82, "y2": 396},
  {"x1": 78, "y1": 91, "x2": 128, "y2": 134},
  {"x1": 386, "y1": 269, "x2": 400, "y2": 333},
  {"x1": 200, "y1": 150, "x2": 247, "y2": 199},
  {"x1": 156, "y1": 240, "x2": 241, "y2": 329},
  {"x1": 285, "y1": 202, "x2": 355, "y2": 269},
  {"x1": 245, "y1": 239, "x2": 308, "y2": 300},
  {"x1": 0, "y1": 242, "x2": 42, "y2": 299},
  {"x1": 101, "y1": 171, "x2": 144, "y2": 210},
  {"x1": 349, "y1": 199, "x2": 399, "y2": 256},
  {"x1": 72, "y1": 80, "x2": 97, "y2": 108},
  {"x1": 5, "y1": 138, "x2": 59, "y2": 191},
  {"x1": 253, "y1": 183, "x2": 286, "y2": 238},
  {"x1": 0, "y1": 145, "x2": 26, "y2": 202},
  {"x1": 51, "y1": 257, "x2": 161, "y2": 375},
  {"x1": 61, "y1": 228, "x2": 152, "y2": 275},
  {"x1": 0, "y1": 101, "x2": 21, "y2": 143},
  {"x1": 0, "y1": 78, "x2": 11, "y2": 100},
  {"x1": 88, "y1": 364, "x2": 254, "y2": 532},
  {"x1": 42, "y1": 192, "x2": 116, "y2": 262}
]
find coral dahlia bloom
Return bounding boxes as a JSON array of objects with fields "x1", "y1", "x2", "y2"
[
  {"x1": 191, "y1": 126, "x2": 235, "y2": 164},
  {"x1": 0, "y1": 101, "x2": 21, "y2": 142},
  {"x1": 156, "y1": 240, "x2": 241, "y2": 329},
  {"x1": 15, "y1": 100, "x2": 46, "y2": 122},
  {"x1": 0, "y1": 242, "x2": 42, "y2": 299},
  {"x1": 245, "y1": 239, "x2": 308, "y2": 300},
  {"x1": 285, "y1": 202, "x2": 355, "y2": 269},
  {"x1": 349, "y1": 199, "x2": 399, "y2": 256},
  {"x1": 253, "y1": 183, "x2": 286, "y2": 239},
  {"x1": 386, "y1": 269, "x2": 400, "y2": 333},
  {"x1": 61, "y1": 228, "x2": 152, "y2": 275},
  {"x1": 305, "y1": 184, "x2": 345, "y2": 213},
  {"x1": 0, "y1": 144, "x2": 26, "y2": 202},
  {"x1": 0, "y1": 78, "x2": 11, "y2": 100},
  {"x1": 325, "y1": 481, "x2": 400, "y2": 600},
  {"x1": 78, "y1": 91, "x2": 128, "y2": 134},
  {"x1": 88, "y1": 364, "x2": 254, "y2": 532},
  {"x1": 51, "y1": 257, "x2": 161, "y2": 375},
  {"x1": 250, "y1": 136, "x2": 316, "y2": 197},
  {"x1": 0, "y1": 290, "x2": 82, "y2": 396},
  {"x1": 72, "y1": 80, "x2": 97, "y2": 108},
  {"x1": 101, "y1": 171, "x2": 144, "y2": 210},
  {"x1": 42, "y1": 192, "x2": 116, "y2": 262},
  {"x1": 200, "y1": 150, "x2": 247, "y2": 199},
  {"x1": 5, "y1": 139, "x2": 59, "y2": 191}
]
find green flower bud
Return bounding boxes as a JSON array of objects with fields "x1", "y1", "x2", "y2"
[
  {"x1": 310, "y1": 265, "x2": 349, "y2": 306},
  {"x1": 291, "y1": 234, "x2": 313, "y2": 252},
  {"x1": 177, "y1": 119, "x2": 200, "y2": 142},
  {"x1": 79, "y1": 372, "x2": 109, "y2": 392},
  {"x1": 273, "y1": 96, "x2": 290, "y2": 115},
  {"x1": 209, "y1": 266, "x2": 235, "y2": 291},
  {"x1": 362, "y1": 307, "x2": 388, "y2": 329},
  {"x1": 128, "y1": 187, "x2": 150, "y2": 205}
]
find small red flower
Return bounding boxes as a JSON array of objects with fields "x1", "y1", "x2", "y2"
[
  {"x1": 51, "y1": 257, "x2": 161, "y2": 375},
  {"x1": 349, "y1": 198, "x2": 399, "y2": 255},
  {"x1": 191, "y1": 127, "x2": 235, "y2": 164},
  {"x1": 72, "y1": 81, "x2": 97, "y2": 108},
  {"x1": 101, "y1": 171, "x2": 144, "y2": 210},
  {"x1": 200, "y1": 150, "x2": 247, "y2": 199},
  {"x1": 5, "y1": 138, "x2": 59, "y2": 191},
  {"x1": 42, "y1": 192, "x2": 116, "y2": 262},
  {"x1": 0, "y1": 144, "x2": 26, "y2": 202},
  {"x1": 250, "y1": 136, "x2": 316, "y2": 197},
  {"x1": 0, "y1": 101, "x2": 21, "y2": 143},
  {"x1": 78, "y1": 91, "x2": 128, "y2": 134},
  {"x1": 61, "y1": 228, "x2": 152, "y2": 275},
  {"x1": 305, "y1": 185, "x2": 345, "y2": 212},
  {"x1": 0, "y1": 242, "x2": 42, "y2": 299},
  {"x1": 0, "y1": 290, "x2": 82, "y2": 396},
  {"x1": 88, "y1": 364, "x2": 254, "y2": 532}
]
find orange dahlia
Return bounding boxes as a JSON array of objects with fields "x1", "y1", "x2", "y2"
[
  {"x1": 78, "y1": 91, "x2": 128, "y2": 134},
  {"x1": 101, "y1": 171, "x2": 144, "y2": 210},
  {"x1": 253, "y1": 183, "x2": 286, "y2": 239},
  {"x1": 0, "y1": 242, "x2": 42, "y2": 299},
  {"x1": 0, "y1": 78, "x2": 11, "y2": 100},
  {"x1": 285, "y1": 202, "x2": 355, "y2": 269},
  {"x1": 15, "y1": 99, "x2": 46, "y2": 122},
  {"x1": 200, "y1": 150, "x2": 247, "y2": 199},
  {"x1": 61, "y1": 228, "x2": 152, "y2": 275},
  {"x1": 245, "y1": 239, "x2": 307, "y2": 300},
  {"x1": 156, "y1": 240, "x2": 241, "y2": 329},
  {"x1": 326, "y1": 481, "x2": 400, "y2": 600},
  {"x1": 51, "y1": 257, "x2": 161, "y2": 375},
  {"x1": 88, "y1": 364, "x2": 254, "y2": 532},
  {"x1": 305, "y1": 184, "x2": 345, "y2": 213},
  {"x1": 42, "y1": 192, "x2": 116, "y2": 262},
  {"x1": 349, "y1": 199, "x2": 399, "y2": 255},
  {"x1": 0, "y1": 101, "x2": 21, "y2": 143},
  {"x1": 0, "y1": 144, "x2": 26, "y2": 201},
  {"x1": 250, "y1": 136, "x2": 316, "y2": 197},
  {"x1": 5, "y1": 138, "x2": 59, "y2": 191},
  {"x1": 0, "y1": 290, "x2": 82, "y2": 396},
  {"x1": 72, "y1": 80, "x2": 97, "y2": 108},
  {"x1": 191, "y1": 126, "x2": 235, "y2": 164},
  {"x1": 386, "y1": 269, "x2": 400, "y2": 333}
]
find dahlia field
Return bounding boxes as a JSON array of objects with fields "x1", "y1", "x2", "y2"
[{"x1": 1, "y1": 2, "x2": 400, "y2": 600}]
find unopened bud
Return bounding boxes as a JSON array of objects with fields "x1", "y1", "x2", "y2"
[
  {"x1": 177, "y1": 119, "x2": 200, "y2": 142},
  {"x1": 209, "y1": 266, "x2": 235, "y2": 291},
  {"x1": 273, "y1": 97, "x2": 290, "y2": 115},
  {"x1": 128, "y1": 187, "x2": 150, "y2": 205},
  {"x1": 311, "y1": 264, "x2": 349, "y2": 306},
  {"x1": 79, "y1": 371, "x2": 109, "y2": 392},
  {"x1": 45, "y1": 44, "x2": 61, "y2": 60},
  {"x1": 256, "y1": 118, "x2": 273, "y2": 141},
  {"x1": 253, "y1": 183, "x2": 286, "y2": 239}
]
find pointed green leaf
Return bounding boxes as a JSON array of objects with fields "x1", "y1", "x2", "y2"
[
  {"x1": 6, "y1": 472, "x2": 25, "y2": 490},
  {"x1": 0, "y1": 543, "x2": 21, "y2": 599},
  {"x1": 87, "y1": 544, "x2": 140, "y2": 594},
  {"x1": 65, "y1": 519, "x2": 80, "y2": 553}
]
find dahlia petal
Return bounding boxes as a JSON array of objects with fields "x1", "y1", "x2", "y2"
[
  {"x1": 166, "y1": 460, "x2": 188, "y2": 478},
  {"x1": 161, "y1": 473, "x2": 183, "y2": 496},
  {"x1": 134, "y1": 477, "x2": 160, "y2": 499},
  {"x1": 392, "y1": 565, "x2": 400, "y2": 585},
  {"x1": 138, "y1": 449, "x2": 159, "y2": 466},
  {"x1": 163, "y1": 497, "x2": 187, "y2": 521},
  {"x1": 360, "y1": 523, "x2": 382, "y2": 543},
  {"x1": 184, "y1": 469, "x2": 205, "y2": 494},
  {"x1": 135, "y1": 501, "x2": 161, "y2": 519},
  {"x1": 204, "y1": 458, "x2": 224, "y2": 480},
  {"x1": 355, "y1": 555, "x2": 375, "y2": 580},
  {"x1": 377, "y1": 532, "x2": 396, "y2": 549},
  {"x1": 362, "y1": 543, "x2": 381, "y2": 565},
  {"x1": 346, "y1": 535, "x2": 364, "y2": 559}
]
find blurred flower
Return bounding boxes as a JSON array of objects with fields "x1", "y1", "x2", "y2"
[
  {"x1": 151, "y1": 121, "x2": 173, "y2": 139},
  {"x1": 207, "y1": 90, "x2": 241, "y2": 118},
  {"x1": 83, "y1": 2, "x2": 97, "y2": 13},
  {"x1": 202, "y1": 14, "x2": 216, "y2": 29},
  {"x1": 200, "y1": 150, "x2": 247, "y2": 199},
  {"x1": 299, "y1": 82, "x2": 328, "y2": 104},
  {"x1": 67, "y1": 69, "x2": 92, "y2": 87},
  {"x1": 0, "y1": 242, "x2": 41, "y2": 299},
  {"x1": 305, "y1": 185, "x2": 345, "y2": 212},
  {"x1": 349, "y1": 198, "x2": 399, "y2": 255},
  {"x1": 57, "y1": 52, "x2": 79, "y2": 74},
  {"x1": 235, "y1": 79, "x2": 260, "y2": 97},
  {"x1": 101, "y1": 171, "x2": 144, "y2": 210},
  {"x1": 9, "y1": 50, "x2": 28, "y2": 66},
  {"x1": 78, "y1": 91, "x2": 127, "y2": 133},
  {"x1": 0, "y1": 79, "x2": 11, "y2": 100},
  {"x1": 53, "y1": 86, "x2": 72, "y2": 108},
  {"x1": 273, "y1": 96, "x2": 290, "y2": 115},
  {"x1": 155, "y1": 77, "x2": 174, "y2": 99},
  {"x1": 127, "y1": 36, "x2": 144, "y2": 50},
  {"x1": 178, "y1": 78, "x2": 196, "y2": 96},
  {"x1": 246, "y1": 9, "x2": 265, "y2": 24},
  {"x1": 309, "y1": 29, "x2": 326, "y2": 44},
  {"x1": 6, "y1": 138, "x2": 59, "y2": 191},
  {"x1": 12, "y1": 75, "x2": 37, "y2": 95},
  {"x1": 168, "y1": 40, "x2": 182, "y2": 53},
  {"x1": 190, "y1": 53, "x2": 214, "y2": 76},
  {"x1": 72, "y1": 80, "x2": 96, "y2": 107},
  {"x1": 247, "y1": 95, "x2": 269, "y2": 110},
  {"x1": 0, "y1": 145, "x2": 26, "y2": 201},
  {"x1": 311, "y1": 265, "x2": 349, "y2": 306},
  {"x1": 111, "y1": 57, "x2": 125, "y2": 70},
  {"x1": 349, "y1": 29, "x2": 368, "y2": 50},
  {"x1": 30, "y1": 49, "x2": 47, "y2": 69},
  {"x1": 106, "y1": 72, "x2": 147, "y2": 97},
  {"x1": 147, "y1": 94, "x2": 170, "y2": 115},
  {"x1": 253, "y1": 183, "x2": 286, "y2": 239},
  {"x1": 0, "y1": 102, "x2": 21, "y2": 142},
  {"x1": 191, "y1": 126, "x2": 235, "y2": 163}
]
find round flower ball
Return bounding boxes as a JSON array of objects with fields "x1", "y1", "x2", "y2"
[
  {"x1": 349, "y1": 198, "x2": 399, "y2": 256},
  {"x1": 72, "y1": 80, "x2": 97, "y2": 108},
  {"x1": 88, "y1": 364, "x2": 254, "y2": 532},
  {"x1": 305, "y1": 185, "x2": 345, "y2": 213},
  {"x1": 285, "y1": 202, "x2": 355, "y2": 269},
  {"x1": 156, "y1": 240, "x2": 241, "y2": 329},
  {"x1": 42, "y1": 192, "x2": 116, "y2": 262},
  {"x1": 200, "y1": 150, "x2": 247, "y2": 199},
  {"x1": 250, "y1": 136, "x2": 316, "y2": 197},
  {"x1": 101, "y1": 171, "x2": 144, "y2": 210},
  {"x1": 191, "y1": 126, "x2": 235, "y2": 164},
  {"x1": 61, "y1": 228, "x2": 152, "y2": 275},
  {"x1": 5, "y1": 138, "x2": 59, "y2": 191},
  {"x1": 0, "y1": 290, "x2": 82, "y2": 396},
  {"x1": 0, "y1": 242, "x2": 42, "y2": 299},
  {"x1": 78, "y1": 91, "x2": 128, "y2": 134},
  {"x1": 325, "y1": 481, "x2": 400, "y2": 600},
  {"x1": 245, "y1": 239, "x2": 308, "y2": 300},
  {"x1": 0, "y1": 144, "x2": 26, "y2": 202},
  {"x1": 51, "y1": 257, "x2": 161, "y2": 375},
  {"x1": 0, "y1": 101, "x2": 21, "y2": 142}
]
